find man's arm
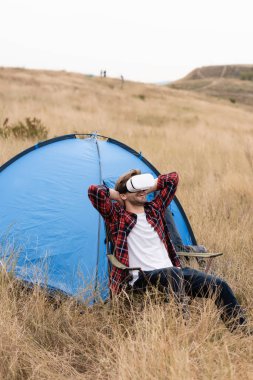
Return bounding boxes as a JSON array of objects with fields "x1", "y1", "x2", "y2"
[
  {"x1": 150, "y1": 172, "x2": 179, "y2": 211},
  {"x1": 146, "y1": 178, "x2": 158, "y2": 194},
  {"x1": 88, "y1": 185, "x2": 123, "y2": 219},
  {"x1": 108, "y1": 188, "x2": 124, "y2": 206}
]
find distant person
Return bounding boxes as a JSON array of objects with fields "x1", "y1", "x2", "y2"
[
  {"x1": 103, "y1": 70, "x2": 107, "y2": 78},
  {"x1": 100, "y1": 70, "x2": 103, "y2": 78},
  {"x1": 88, "y1": 170, "x2": 251, "y2": 334},
  {"x1": 120, "y1": 75, "x2": 124, "y2": 88}
]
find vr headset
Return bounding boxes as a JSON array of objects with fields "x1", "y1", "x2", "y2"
[{"x1": 126, "y1": 173, "x2": 155, "y2": 193}]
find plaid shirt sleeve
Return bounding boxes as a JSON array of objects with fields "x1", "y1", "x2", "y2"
[
  {"x1": 88, "y1": 184, "x2": 115, "y2": 219},
  {"x1": 151, "y1": 172, "x2": 179, "y2": 211}
]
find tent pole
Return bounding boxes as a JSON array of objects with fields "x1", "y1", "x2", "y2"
[{"x1": 93, "y1": 136, "x2": 103, "y2": 302}]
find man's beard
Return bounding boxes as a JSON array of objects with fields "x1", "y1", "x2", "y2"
[{"x1": 128, "y1": 195, "x2": 146, "y2": 206}]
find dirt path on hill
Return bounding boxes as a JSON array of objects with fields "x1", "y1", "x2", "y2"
[{"x1": 197, "y1": 65, "x2": 228, "y2": 90}]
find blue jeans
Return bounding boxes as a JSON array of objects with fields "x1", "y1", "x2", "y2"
[{"x1": 132, "y1": 267, "x2": 246, "y2": 328}]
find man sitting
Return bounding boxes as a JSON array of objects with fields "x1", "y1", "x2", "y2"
[{"x1": 88, "y1": 169, "x2": 249, "y2": 332}]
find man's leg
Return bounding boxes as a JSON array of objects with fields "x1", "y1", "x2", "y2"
[
  {"x1": 133, "y1": 267, "x2": 185, "y2": 302},
  {"x1": 182, "y1": 267, "x2": 246, "y2": 329}
]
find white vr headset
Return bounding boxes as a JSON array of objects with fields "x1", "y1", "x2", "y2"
[{"x1": 126, "y1": 173, "x2": 156, "y2": 193}]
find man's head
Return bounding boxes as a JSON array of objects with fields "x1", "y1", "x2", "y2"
[
  {"x1": 115, "y1": 169, "x2": 154, "y2": 208},
  {"x1": 115, "y1": 169, "x2": 141, "y2": 194}
]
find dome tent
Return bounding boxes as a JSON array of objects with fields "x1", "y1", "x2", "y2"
[{"x1": 0, "y1": 133, "x2": 196, "y2": 300}]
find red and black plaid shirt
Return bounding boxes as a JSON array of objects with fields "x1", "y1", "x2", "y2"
[{"x1": 88, "y1": 172, "x2": 181, "y2": 293}]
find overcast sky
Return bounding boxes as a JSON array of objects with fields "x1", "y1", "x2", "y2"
[{"x1": 0, "y1": 0, "x2": 252, "y2": 83}]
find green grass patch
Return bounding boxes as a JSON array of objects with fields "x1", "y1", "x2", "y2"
[{"x1": 0, "y1": 117, "x2": 48, "y2": 140}]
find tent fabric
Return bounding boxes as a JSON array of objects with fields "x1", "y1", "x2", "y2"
[{"x1": 0, "y1": 134, "x2": 196, "y2": 300}]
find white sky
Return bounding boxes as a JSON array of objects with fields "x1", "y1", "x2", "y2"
[{"x1": 0, "y1": 0, "x2": 253, "y2": 83}]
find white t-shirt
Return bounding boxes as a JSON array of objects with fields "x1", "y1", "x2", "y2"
[{"x1": 127, "y1": 212, "x2": 173, "y2": 285}]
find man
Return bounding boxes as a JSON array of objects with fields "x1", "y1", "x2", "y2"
[{"x1": 88, "y1": 169, "x2": 248, "y2": 332}]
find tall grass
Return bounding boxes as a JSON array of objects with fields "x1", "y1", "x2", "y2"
[
  {"x1": 0, "y1": 272, "x2": 252, "y2": 379},
  {"x1": 0, "y1": 68, "x2": 252, "y2": 379}
]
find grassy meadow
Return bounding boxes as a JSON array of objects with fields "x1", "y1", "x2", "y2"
[{"x1": 0, "y1": 67, "x2": 253, "y2": 379}]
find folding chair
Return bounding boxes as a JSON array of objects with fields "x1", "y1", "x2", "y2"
[{"x1": 164, "y1": 207, "x2": 223, "y2": 273}]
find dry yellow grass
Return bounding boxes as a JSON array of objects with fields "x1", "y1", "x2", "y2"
[{"x1": 0, "y1": 67, "x2": 253, "y2": 379}]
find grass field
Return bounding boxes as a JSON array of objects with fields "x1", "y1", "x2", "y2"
[{"x1": 0, "y1": 67, "x2": 253, "y2": 379}]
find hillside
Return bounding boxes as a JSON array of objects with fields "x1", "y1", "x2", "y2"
[
  {"x1": 0, "y1": 67, "x2": 253, "y2": 379},
  {"x1": 170, "y1": 65, "x2": 253, "y2": 107},
  {"x1": 1, "y1": 66, "x2": 253, "y2": 168}
]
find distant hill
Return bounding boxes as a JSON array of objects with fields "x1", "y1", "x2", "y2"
[
  {"x1": 169, "y1": 65, "x2": 253, "y2": 107},
  {"x1": 183, "y1": 65, "x2": 253, "y2": 80}
]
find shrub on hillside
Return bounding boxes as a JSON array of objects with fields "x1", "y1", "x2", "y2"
[
  {"x1": 240, "y1": 71, "x2": 253, "y2": 81},
  {"x1": 138, "y1": 94, "x2": 146, "y2": 101},
  {"x1": 0, "y1": 117, "x2": 48, "y2": 140}
]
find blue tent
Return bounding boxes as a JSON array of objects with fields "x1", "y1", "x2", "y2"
[{"x1": 0, "y1": 133, "x2": 196, "y2": 300}]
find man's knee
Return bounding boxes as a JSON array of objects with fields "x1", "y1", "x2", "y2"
[
  {"x1": 210, "y1": 276, "x2": 229, "y2": 292},
  {"x1": 204, "y1": 276, "x2": 230, "y2": 298}
]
